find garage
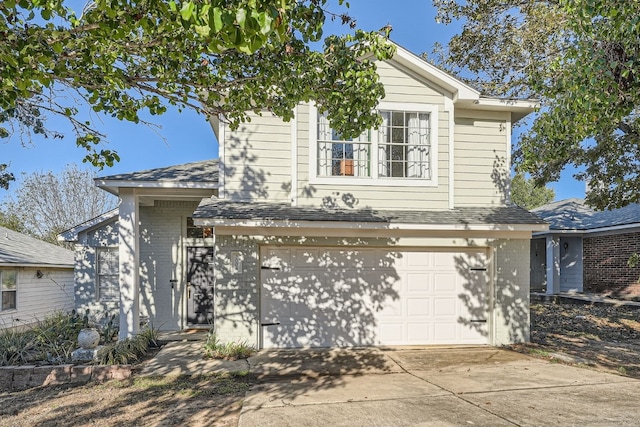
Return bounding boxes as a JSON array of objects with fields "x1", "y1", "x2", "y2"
[{"x1": 260, "y1": 246, "x2": 490, "y2": 348}]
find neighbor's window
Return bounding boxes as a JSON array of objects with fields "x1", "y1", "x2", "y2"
[
  {"x1": 317, "y1": 109, "x2": 432, "y2": 180},
  {"x1": 97, "y1": 248, "x2": 119, "y2": 302},
  {"x1": 187, "y1": 217, "x2": 213, "y2": 238},
  {"x1": 1, "y1": 270, "x2": 17, "y2": 311}
]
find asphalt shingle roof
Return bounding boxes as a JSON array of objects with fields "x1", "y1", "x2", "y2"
[
  {"x1": 98, "y1": 159, "x2": 218, "y2": 184},
  {"x1": 0, "y1": 226, "x2": 74, "y2": 267},
  {"x1": 193, "y1": 199, "x2": 546, "y2": 226},
  {"x1": 532, "y1": 198, "x2": 640, "y2": 231}
]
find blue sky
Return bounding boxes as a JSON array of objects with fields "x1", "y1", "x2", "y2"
[{"x1": 0, "y1": 0, "x2": 585, "y2": 203}]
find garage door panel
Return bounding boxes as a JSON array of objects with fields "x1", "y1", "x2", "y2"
[
  {"x1": 407, "y1": 298, "x2": 430, "y2": 316},
  {"x1": 461, "y1": 323, "x2": 486, "y2": 341},
  {"x1": 433, "y1": 273, "x2": 457, "y2": 292},
  {"x1": 408, "y1": 322, "x2": 433, "y2": 343},
  {"x1": 291, "y1": 248, "x2": 322, "y2": 267},
  {"x1": 378, "y1": 297, "x2": 403, "y2": 317},
  {"x1": 406, "y1": 251, "x2": 432, "y2": 268},
  {"x1": 433, "y1": 297, "x2": 457, "y2": 316},
  {"x1": 434, "y1": 323, "x2": 457, "y2": 342},
  {"x1": 261, "y1": 247, "x2": 488, "y2": 348},
  {"x1": 407, "y1": 272, "x2": 432, "y2": 293},
  {"x1": 434, "y1": 252, "x2": 458, "y2": 268}
]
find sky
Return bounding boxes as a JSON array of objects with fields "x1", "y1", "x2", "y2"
[{"x1": 0, "y1": 0, "x2": 585, "y2": 203}]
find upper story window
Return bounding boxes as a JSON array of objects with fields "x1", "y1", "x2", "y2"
[
  {"x1": 1, "y1": 270, "x2": 16, "y2": 311},
  {"x1": 312, "y1": 102, "x2": 438, "y2": 187},
  {"x1": 97, "y1": 248, "x2": 119, "y2": 302}
]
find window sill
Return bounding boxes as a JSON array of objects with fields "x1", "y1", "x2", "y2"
[{"x1": 309, "y1": 175, "x2": 438, "y2": 187}]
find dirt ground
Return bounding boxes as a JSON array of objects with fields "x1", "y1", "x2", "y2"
[
  {"x1": 1, "y1": 300, "x2": 639, "y2": 426},
  {"x1": 511, "y1": 301, "x2": 640, "y2": 378},
  {"x1": 0, "y1": 373, "x2": 252, "y2": 427}
]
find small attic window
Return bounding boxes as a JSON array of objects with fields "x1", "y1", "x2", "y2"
[{"x1": 187, "y1": 217, "x2": 213, "y2": 238}]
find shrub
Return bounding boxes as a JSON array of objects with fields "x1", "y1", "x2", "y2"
[
  {"x1": 204, "y1": 332, "x2": 255, "y2": 361},
  {"x1": 0, "y1": 327, "x2": 38, "y2": 365},
  {"x1": 0, "y1": 311, "x2": 81, "y2": 366},
  {"x1": 32, "y1": 311, "x2": 84, "y2": 363},
  {"x1": 138, "y1": 323, "x2": 160, "y2": 348},
  {"x1": 97, "y1": 326, "x2": 158, "y2": 365}
]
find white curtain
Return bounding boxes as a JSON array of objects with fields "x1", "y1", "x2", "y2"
[
  {"x1": 378, "y1": 111, "x2": 390, "y2": 177},
  {"x1": 353, "y1": 130, "x2": 370, "y2": 177},
  {"x1": 317, "y1": 113, "x2": 333, "y2": 176},
  {"x1": 407, "y1": 113, "x2": 430, "y2": 178}
]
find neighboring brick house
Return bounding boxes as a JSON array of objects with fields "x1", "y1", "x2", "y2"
[{"x1": 531, "y1": 198, "x2": 640, "y2": 298}]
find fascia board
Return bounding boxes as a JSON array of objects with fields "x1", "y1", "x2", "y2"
[{"x1": 193, "y1": 217, "x2": 548, "y2": 233}]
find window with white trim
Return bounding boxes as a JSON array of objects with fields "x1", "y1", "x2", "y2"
[
  {"x1": 97, "y1": 248, "x2": 119, "y2": 302},
  {"x1": 1, "y1": 270, "x2": 16, "y2": 311},
  {"x1": 378, "y1": 111, "x2": 431, "y2": 179},
  {"x1": 316, "y1": 106, "x2": 435, "y2": 182}
]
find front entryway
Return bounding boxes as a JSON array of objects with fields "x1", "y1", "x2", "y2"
[
  {"x1": 260, "y1": 247, "x2": 489, "y2": 348},
  {"x1": 186, "y1": 247, "x2": 214, "y2": 326}
]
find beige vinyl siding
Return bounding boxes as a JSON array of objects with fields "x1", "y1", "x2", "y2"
[
  {"x1": 224, "y1": 111, "x2": 292, "y2": 202},
  {"x1": 454, "y1": 109, "x2": 510, "y2": 207},
  {"x1": 491, "y1": 238, "x2": 530, "y2": 345},
  {"x1": 377, "y1": 60, "x2": 450, "y2": 104},
  {"x1": 0, "y1": 268, "x2": 75, "y2": 329},
  {"x1": 294, "y1": 67, "x2": 452, "y2": 210}
]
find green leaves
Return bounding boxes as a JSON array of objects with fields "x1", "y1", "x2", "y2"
[
  {"x1": 435, "y1": 0, "x2": 640, "y2": 209},
  {"x1": 0, "y1": 0, "x2": 392, "y2": 182}
]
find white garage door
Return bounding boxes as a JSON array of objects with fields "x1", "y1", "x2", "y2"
[{"x1": 260, "y1": 247, "x2": 489, "y2": 348}]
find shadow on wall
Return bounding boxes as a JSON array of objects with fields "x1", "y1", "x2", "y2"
[
  {"x1": 213, "y1": 235, "x2": 403, "y2": 348},
  {"x1": 259, "y1": 243, "x2": 402, "y2": 347},
  {"x1": 456, "y1": 239, "x2": 529, "y2": 344},
  {"x1": 491, "y1": 154, "x2": 509, "y2": 206},
  {"x1": 224, "y1": 128, "x2": 272, "y2": 201}
]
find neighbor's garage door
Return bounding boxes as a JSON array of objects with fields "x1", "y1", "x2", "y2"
[{"x1": 260, "y1": 247, "x2": 489, "y2": 348}]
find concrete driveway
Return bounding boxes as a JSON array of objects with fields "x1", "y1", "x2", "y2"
[{"x1": 239, "y1": 347, "x2": 640, "y2": 426}]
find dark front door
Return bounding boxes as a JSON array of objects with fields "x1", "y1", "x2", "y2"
[{"x1": 186, "y1": 247, "x2": 214, "y2": 326}]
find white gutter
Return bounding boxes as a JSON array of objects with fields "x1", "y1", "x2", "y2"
[
  {"x1": 0, "y1": 263, "x2": 73, "y2": 268},
  {"x1": 533, "y1": 222, "x2": 640, "y2": 237}
]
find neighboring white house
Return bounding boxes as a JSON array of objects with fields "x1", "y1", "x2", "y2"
[
  {"x1": 0, "y1": 226, "x2": 75, "y2": 330},
  {"x1": 61, "y1": 40, "x2": 547, "y2": 348}
]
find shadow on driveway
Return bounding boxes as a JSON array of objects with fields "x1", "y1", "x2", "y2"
[{"x1": 240, "y1": 346, "x2": 640, "y2": 427}]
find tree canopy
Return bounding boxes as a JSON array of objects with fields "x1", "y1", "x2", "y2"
[
  {"x1": 510, "y1": 172, "x2": 555, "y2": 211},
  {"x1": 1, "y1": 164, "x2": 118, "y2": 244},
  {"x1": 1, "y1": 0, "x2": 394, "y2": 183},
  {"x1": 433, "y1": 0, "x2": 640, "y2": 210}
]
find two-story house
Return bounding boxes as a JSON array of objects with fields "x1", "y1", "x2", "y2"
[{"x1": 61, "y1": 42, "x2": 547, "y2": 348}]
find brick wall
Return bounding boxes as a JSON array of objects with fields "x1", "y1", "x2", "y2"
[
  {"x1": 0, "y1": 364, "x2": 131, "y2": 391},
  {"x1": 583, "y1": 231, "x2": 640, "y2": 296}
]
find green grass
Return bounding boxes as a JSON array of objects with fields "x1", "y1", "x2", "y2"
[
  {"x1": 528, "y1": 348, "x2": 551, "y2": 357},
  {"x1": 204, "y1": 332, "x2": 255, "y2": 360}
]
